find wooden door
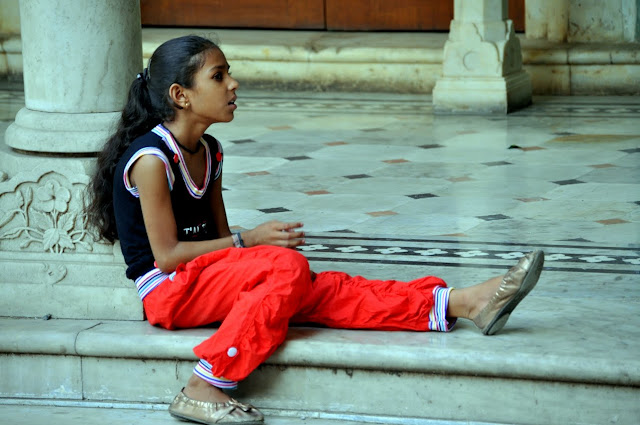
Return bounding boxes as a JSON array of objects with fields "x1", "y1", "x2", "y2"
[
  {"x1": 140, "y1": 0, "x2": 325, "y2": 29},
  {"x1": 326, "y1": 0, "x2": 524, "y2": 31},
  {"x1": 141, "y1": 0, "x2": 525, "y2": 32},
  {"x1": 325, "y1": 0, "x2": 454, "y2": 31}
]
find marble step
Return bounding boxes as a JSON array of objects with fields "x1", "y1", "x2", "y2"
[
  {"x1": 0, "y1": 403, "x2": 392, "y2": 425},
  {"x1": 1, "y1": 317, "x2": 638, "y2": 425}
]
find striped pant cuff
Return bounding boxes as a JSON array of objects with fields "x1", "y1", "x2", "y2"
[
  {"x1": 428, "y1": 286, "x2": 457, "y2": 332},
  {"x1": 194, "y1": 359, "x2": 238, "y2": 389}
]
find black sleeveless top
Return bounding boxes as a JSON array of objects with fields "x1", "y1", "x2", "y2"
[{"x1": 113, "y1": 124, "x2": 223, "y2": 282}]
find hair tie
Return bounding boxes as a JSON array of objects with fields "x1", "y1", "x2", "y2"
[{"x1": 136, "y1": 68, "x2": 150, "y2": 83}]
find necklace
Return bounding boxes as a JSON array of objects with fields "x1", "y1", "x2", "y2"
[{"x1": 174, "y1": 138, "x2": 201, "y2": 154}]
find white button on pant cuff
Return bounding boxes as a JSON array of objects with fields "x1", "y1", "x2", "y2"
[{"x1": 227, "y1": 347, "x2": 238, "y2": 357}]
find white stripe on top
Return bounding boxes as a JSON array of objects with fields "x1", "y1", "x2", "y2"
[
  {"x1": 151, "y1": 124, "x2": 211, "y2": 199},
  {"x1": 123, "y1": 147, "x2": 175, "y2": 197}
]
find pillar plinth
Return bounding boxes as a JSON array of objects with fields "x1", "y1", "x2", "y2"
[{"x1": 433, "y1": 0, "x2": 532, "y2": 114}]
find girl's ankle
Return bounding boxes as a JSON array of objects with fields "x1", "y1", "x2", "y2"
[{"x1": 184, "y1": 374, "x2": 231, "y2": 403}]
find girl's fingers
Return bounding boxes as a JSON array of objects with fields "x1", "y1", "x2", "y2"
[
  {"x1": 278, "y1": 221, "x2": 303, "y2": 232},
  {"x1": 274, "y1": 230, "x2": 304, "y2": 241},
  {"x1": 274, "y1": 227, "x2": 304, "y2": 246},
  {"x1": 253, "y1": 221, "x2": 305, "y2": 246},
  {"x1": 283, "y1": 236, "x2": 305, "y2": 247}
]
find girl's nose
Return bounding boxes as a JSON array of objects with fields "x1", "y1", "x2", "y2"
[{"x1": 229, "y1": 76, "x2": 239, "y2": 90}]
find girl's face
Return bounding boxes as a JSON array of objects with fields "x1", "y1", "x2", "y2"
[{"x1": 184, "y1": 48, "x2": 238, "y2": 125}]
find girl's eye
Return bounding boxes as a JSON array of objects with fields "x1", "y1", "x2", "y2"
[{"x1": 213, "y1": 72, "x2": 223, "y2": 81}]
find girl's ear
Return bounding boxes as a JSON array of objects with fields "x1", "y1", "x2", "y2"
[{"x1": 168, "y1": 83, "x2": 189, "y2": 109}]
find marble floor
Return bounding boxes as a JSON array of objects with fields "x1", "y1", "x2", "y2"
[
  {"x1": 1, "y1": 83, "x2": 638, "y2": 300},
  {"x1": 1, "y1": 84, "x2": 639, "y2": 423}
]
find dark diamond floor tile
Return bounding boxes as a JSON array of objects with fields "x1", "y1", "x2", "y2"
[
  {"x1": 561, "y1": 238, "x2": 593, "y2": 243},
  {"x1": 419, "y1": 144, "x2": 444, "y2": 149},
  {"x1": 230, "y1": 138, "x2": 257, "y2": 144},
  {"x1": 477, "y1": 214, "x2": 511, "y2": 221},
  {"x1": 286, "y1": 155, "x2": 312, "y2": 161},
  {"x1": 483, "y1": 161, "x2": 512, "y2": 166},
  {"x1": 259, "y1": 207, "x2": 291, "y2": 214},
  {"x1": 620, "y1": 147, "x2": 640, "y2": 154},
  {"x1": 553, "y1": 179, "x2": 586, "y2": 185},
  {"x1": 407, "y1": 193, "x2": 439, "y2": 199},
  {"x1": 597, "y1": 218, "x2": 630, "y2": 225},
  {"x1": 344, "y1": 174, "x2": 372, "y2": 179}
]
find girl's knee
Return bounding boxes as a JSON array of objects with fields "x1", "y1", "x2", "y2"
[
  {"x1": 267, "y1": 246, "x2": 309, "y2": 272},
  {"x1": 270, "y1": 247, "x2": 311, "y2": 290},
  {"x1": 286, "y1": 248, "x2": 310, "y2": 272}
]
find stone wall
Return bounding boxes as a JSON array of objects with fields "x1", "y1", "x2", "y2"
[{"x1": 526, "y1": 0, "x2": 639, "y2": 42}]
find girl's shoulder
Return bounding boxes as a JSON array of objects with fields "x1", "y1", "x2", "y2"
[
  {"x1": 121, "y1": 131, "x2": 170, "y2": 160},
  {"x1": 201, "y1": 133, "x2": 222, "y2": 154},
  {"x1": 130, "y1": 130, "x2": 166, "y2": 150},
  {"x1": 116, "y1": 131, "x2": 169, "y2": 171}
]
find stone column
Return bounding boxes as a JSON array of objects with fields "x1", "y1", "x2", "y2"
[
  {"x1": 432, "y1": 0, "x2": 532, "y2": 114},
  {"x1": 0, "y1": 0, "x2": 144, "y2": 320},
  {"x1": 6, "y1": 0, "x2": 142, "y2": 153}
]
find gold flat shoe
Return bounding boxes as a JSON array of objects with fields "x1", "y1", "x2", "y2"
[
  {"x1": 472, "y1": 250, "x2": 544, "y2": 335},
  {"x1": 169, "y1": 390, "x2": 264, "y2": 424}
]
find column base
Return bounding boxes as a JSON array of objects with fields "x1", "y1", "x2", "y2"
[
  {"x1": 432, "y1": 70, "x2": 533, "y2": 114},
  {"x1": 0, "y1": 148, "x2": 142, "y2": 320},
  {"x1": 5, "y1": 108, "x2": 119, "y2": 153}
]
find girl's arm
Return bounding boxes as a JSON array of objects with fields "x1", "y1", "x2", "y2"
[
  {"x1": 209, "y1": 174, "x2": 232, "y2": 238},
  {"x1": 132, "y1": 155, "x2": 305, "y2": 273}
]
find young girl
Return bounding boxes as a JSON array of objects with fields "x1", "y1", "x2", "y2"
[{"x1": 88, "y1": 35, "x2": 544, "y2": 425}]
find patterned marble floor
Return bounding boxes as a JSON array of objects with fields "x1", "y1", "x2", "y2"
[{"x1": 1, "y1": 86, "x2": 638, "y2": 279}]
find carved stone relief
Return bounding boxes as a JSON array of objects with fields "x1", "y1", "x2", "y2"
[{"x1": 0, "y1": 171, "x2": 97, "y2": 254}]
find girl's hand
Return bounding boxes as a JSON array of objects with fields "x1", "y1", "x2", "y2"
[{"x1": 243, "y1": 221, "x2": 305, "y2": 248}]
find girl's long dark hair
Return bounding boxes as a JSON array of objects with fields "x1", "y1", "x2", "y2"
[{"x1": 87, "y1": 35, "x2": 219, "y2": 242}]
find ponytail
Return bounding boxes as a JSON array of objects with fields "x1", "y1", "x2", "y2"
[
  {"x1": 86, "y1": 35, "x2": 220, "y2": 241},
  {"x1": 87, "y1": 76, "x2": 159, "y2": 242}
]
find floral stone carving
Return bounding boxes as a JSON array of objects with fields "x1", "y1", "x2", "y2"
[{"x1": 0, "y1": 171, "x2": 97, "y2": 253}]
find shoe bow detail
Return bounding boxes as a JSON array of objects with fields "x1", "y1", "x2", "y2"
[{"x1": 228, "y1": 398, "x2": 253, "y2": 413}]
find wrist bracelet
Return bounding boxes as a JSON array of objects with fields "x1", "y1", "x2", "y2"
[{"x1": 232, "y1": 232, "x2": 245, "y2": 248}]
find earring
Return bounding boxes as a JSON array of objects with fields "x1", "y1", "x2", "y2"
[{"x1": 185, "y1": 102, "x2": 190, "y2": 108}]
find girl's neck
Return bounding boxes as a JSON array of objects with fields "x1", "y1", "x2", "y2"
[{"x1": 162, "y1": 119, "x2": 207, "y2": 150}]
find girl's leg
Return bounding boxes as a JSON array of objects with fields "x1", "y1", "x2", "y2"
[
  {"x1": 292, "y1": 251, "x2": 543, "y2": 336},
  {"x1": 144, "y1": 245, "x2": 312, "y2": 393},
  {"x1": 292, "y1": 272, "x2": 455, "y2": 331}
]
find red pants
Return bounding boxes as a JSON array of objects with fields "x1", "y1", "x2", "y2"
[{"x1": 143, "y1": 246, "x2": 449, "y2": 382}]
